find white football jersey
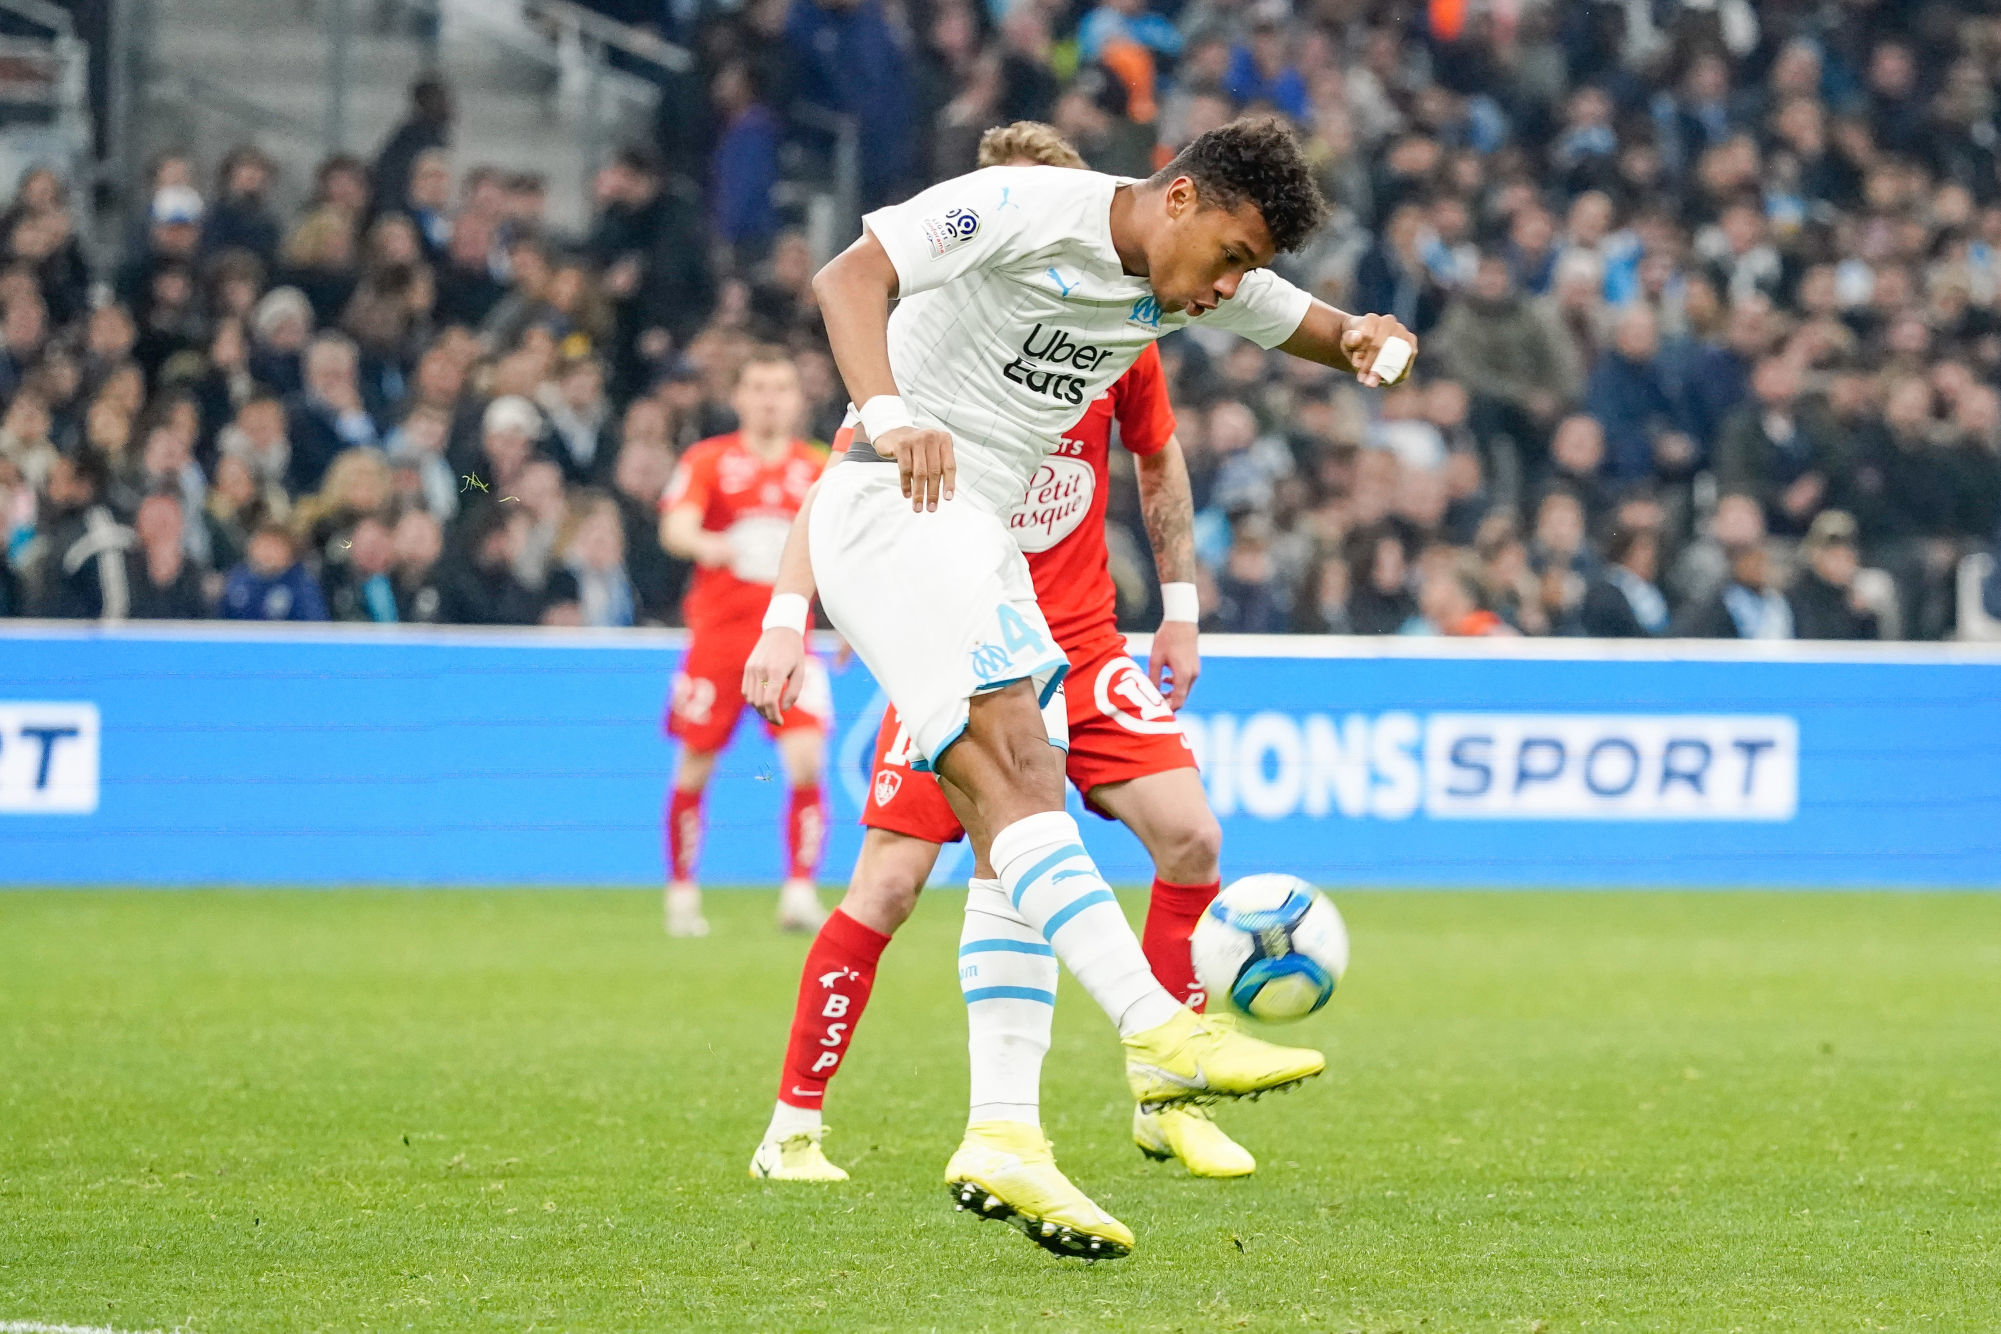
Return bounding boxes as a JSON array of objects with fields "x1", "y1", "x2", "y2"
[{"x1": 863, "y1": 165, "x2": 1312, "y2": 516}]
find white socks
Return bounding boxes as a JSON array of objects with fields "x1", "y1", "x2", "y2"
[
  {"x1": 959, "y1": 876, "x2": 1056, "y2": 1126},
  {"x1": 765, "y1": 1101, "x2": 821, "y2": 1141},
  {"x1": 990, "y1": 810, "x2": 1182, "y2": 1039}
]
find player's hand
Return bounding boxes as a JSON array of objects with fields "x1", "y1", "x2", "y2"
[
  {"x1": 692, "y1": 533, "x2": 734, "y2": 568},
  {"x1": 1148, "y1": 619, "x2": 1201, "y2": 710},
  {"x1": 1340, "y1": 313, "x2": 1417, "y2": 387},
  {"x1": 743, "y1": 627, "x2": 807, "y2": 725},
  {"x1": 876, "y1": 425, "x2": 956, "y2": 512}
]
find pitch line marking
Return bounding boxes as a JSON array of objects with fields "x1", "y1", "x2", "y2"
[{"x1": 2, "y1": 1321, "x2": 186, "y2": 1334}]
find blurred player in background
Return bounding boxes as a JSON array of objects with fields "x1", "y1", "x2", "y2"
[
  {"x1": 748, "y1": 124, "x2": 1250, "y2": 1188},
  {"x1": 657, "y1": 347, "x2": 831, "y2": 937}
]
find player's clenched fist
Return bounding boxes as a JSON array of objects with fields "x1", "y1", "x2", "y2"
[
  {"x1": 742, "y1": 626, "x2": 808, "y2": 725},
  {"x1": 875, "y1": 425, "x2": 957, "y2": 512},
  {"x1": 1339, "y1": 313, "x2": 1417, "y2": 388}
]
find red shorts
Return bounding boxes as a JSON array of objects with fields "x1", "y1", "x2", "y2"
[
  {"x1": 861, "y1": 639, "x2": 1197, "y2": 843},
  {"x1": 667, "y1": 625, "x2": 830, "y2": 753}
]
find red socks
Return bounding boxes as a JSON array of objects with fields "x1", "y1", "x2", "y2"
[
  {"x1": 670, "y1": 784, "x2": 823, "y2": 884},
  {"x1": 1142, "y1": 876, "x2": 1221, "y2": 1011},
  {"x1": 666, "y1": 788, "x2": 703, "y2": 883},
  {"x1": 786, "y1": 784, "x2": 825, "y2": 882},
  {"x1": 778, "y1": 909, "x2": 892, "y2": 1108}
]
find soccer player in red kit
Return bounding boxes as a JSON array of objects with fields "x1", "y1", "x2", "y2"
[
  {"x1": 657, "y1": 347, "x2": 832, "y2": 937},
  {"x1": 748, "y1": 331, "x2": 1249, "y2": 1182}
]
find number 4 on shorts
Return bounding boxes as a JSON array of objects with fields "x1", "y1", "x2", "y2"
[{"x1": 996, "y1": 604, "x2": 1047, "y2": 656}]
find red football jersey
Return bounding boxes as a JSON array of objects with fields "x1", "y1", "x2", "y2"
[
  {"x1": 833, "y1": 345, "x2": 1176, "y2": 658},
  {"x1": 662, "y1": 432, "x2": 828, "y2": 633},
  {"x1": 1015, "y1": 343, "x2": 1176, "y2": 655}
]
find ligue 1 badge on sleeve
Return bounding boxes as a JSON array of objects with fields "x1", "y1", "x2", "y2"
[{"x1": 922, "y1": 207, "x2": 981, "y2": 258}]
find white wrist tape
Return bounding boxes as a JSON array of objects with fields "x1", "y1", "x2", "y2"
[
  {"x1": 1160, "y1": 582, "x2": 1200, "y2": 624},
  {"x1": 858, "y1": 395, "x2": 913, "y2": 442},
  {"x1": 1369, "y1": 336, "x2": 1413, "y2": 385},
  {"x1": 761, "y1": 592, "x2": 809, "y2": 635}
]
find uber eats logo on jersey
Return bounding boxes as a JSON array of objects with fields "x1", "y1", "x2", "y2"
[{"x1": 1004, "y1": 325, "x2": 1113, "y2": 405}]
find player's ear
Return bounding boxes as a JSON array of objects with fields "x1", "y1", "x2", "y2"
[{"x1": 1163, "y1": 176, "x2": 1198, "y2": 221}]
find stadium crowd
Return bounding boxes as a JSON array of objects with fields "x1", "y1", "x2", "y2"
[{"x1": 5, "y1": 0, "x2": 2001, "y2": 638}]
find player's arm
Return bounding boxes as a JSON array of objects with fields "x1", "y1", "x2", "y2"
[
  {"x1": 812, "y1": 233, "x2": 955, "y2": 512},
  {"x1": 742, "y1": 467, "x2": 831, "y2": 725},
  {"x1": 1277, "y1": 299, "x2": 1417, "y2": 387},
  {"x1": 659, "y1": 504, "x2": 732, "y2": 567},
  {"x1": 1134, "y1": 436, "x2": 1201, "y2": 708}
]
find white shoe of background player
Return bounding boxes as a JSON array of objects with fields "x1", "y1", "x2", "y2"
[
  {"x1": 665, "y1": 882, "x2": 709, "y2": 937},
  {"x1": 776, "y1": 879, "x2": 828, "y2": 932}
]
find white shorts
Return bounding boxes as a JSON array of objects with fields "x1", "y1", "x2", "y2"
[{"x1": 810, "y1": 461, "x2": 1069, "y2": 768}]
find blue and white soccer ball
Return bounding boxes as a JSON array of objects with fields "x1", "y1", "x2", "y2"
[{"x1": 1191, "y1": 874, "x2": 1349, "y2": 1023}]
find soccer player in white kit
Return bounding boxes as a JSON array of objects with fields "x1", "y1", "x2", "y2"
[{"x1": 753, "y1": 118, "x2": 1415, "y2": 1258}]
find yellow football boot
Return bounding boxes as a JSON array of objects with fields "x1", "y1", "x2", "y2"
[
  {"x1": 944, "y1": 1120, "x2": 1133, "y2": 1260},
  {"x1": 1133, "y1": 1103, "x2": 1257, "y2": 1178},
  {"x1": 1123, "y1": 1006, "x2": 1324, "y2": 1109},
  {"x1": 748, "y1": 1129, "x2": 849, "y2": 1182}
]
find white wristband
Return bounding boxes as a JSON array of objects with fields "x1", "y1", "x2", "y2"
[
  {"x1": 858, "y1": 395, "x2": 914, "y2": 442},
  {"x1": 761, "y1": 592, "x2": 809, "y2": 635},
  {"x1": 1160, "y1": 582, "x2": 1200, "y2": 624}
]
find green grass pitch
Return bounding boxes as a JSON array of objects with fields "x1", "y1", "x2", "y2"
[{"x1": 2, "y1": 888, "x2": 1998, "y2": 1333}]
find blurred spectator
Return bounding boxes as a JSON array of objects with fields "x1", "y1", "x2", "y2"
[
  {"x1": 125, "y1": 490, "x2": 208, "y2": 620},
  {"x1": 374, "y1": 76, "x2": 455, "y2": 219},
  {"x1": 1673, "y1": 539, "x2": 1793, "y2": 639},
  {"x1": 204, "y1": 147, "x2": 281, "y2": 264},
  {"x1": 1788, "y1": 510, "x2": 1879, "y2": 641},
  {"x1": 709, "y1": 60, "x2": 782, "y2": 256},
  {"x1": 1209, "y1": 514, "x2": 1287, "y2": 633},
  {"x1": 1580, "y1": 525, "x2": 1668, "y2": 637},
  {"x1": 30, "y1": 453, "x2": 130, "y2": 618},
  {"x1": 1717, "y1": 357, "x2": 1845, "y2": 537},
  {"x1": 1585, "y1": 305, "x2": 1696, "y2": 483},
  {"x1": 1433, "y1": 252, "x2": 1580, "y2": 465},
  {"x1": 438, "y1": 502, "x2": 540, "y2": 625},
  {"x1": 1412, "y1": 553, "x2": 1512, "y2": 636},
  {"x1": 1346, "y1": 529, "x2": 1417, "y2": 635},
  {"x1": 546, "y1": 491, "x2": 636, "y2": 628},
  {"x1": 539, "y1": 355, "x2": 614, "y2": 486},
  {"x1": 288, "y1": 334, "x2": 379, "y2": 492},
  {"x1": 222, "y1": 523, "x2": 327, "y2": 621},
  {"x1": 325, "y1": 513, "x2": 400, "y2": 622},
  {"x1": 390, "y1": 507, "x2": 446, "y2": 622}
]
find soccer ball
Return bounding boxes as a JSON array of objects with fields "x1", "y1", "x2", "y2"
[{"x1": 1191, "y1": 874, "x2": 1349, "y2": 1023}]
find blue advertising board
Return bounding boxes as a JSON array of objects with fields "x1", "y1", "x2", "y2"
[{"x1": 4, "y1": 625, "x2": 1998, "y2": 888}]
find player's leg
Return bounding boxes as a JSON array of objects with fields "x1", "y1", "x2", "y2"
[
  {"x1": 1089, "y1": 769, "x2": 1223, "y2": 1008},
  {"x1": 1088, "y1": 767, "x2": 1253, "y2": 1179},
  {"x1": 772, "y1": 724, "x2": 830, "y2": 931},
  {"x1": 752, "y1": 828, "x2": 940, "y2": 1181},
  {"x1": 664, "y1": 647, "x2": 744, "y2": 937},
  {"x1": 664, "y1": 744, "x2": 718, "y2": 937}
]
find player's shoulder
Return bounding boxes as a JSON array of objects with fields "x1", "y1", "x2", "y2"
[
  {"x1": 681, "y1": 432, "x2": 739, "y2": 465},
  {"x1": 684, "y1": 432, "x2": 735, "y2": 456},
  {"x1": 946, "y1": 165, "x2": 1117, "y2": 236}
]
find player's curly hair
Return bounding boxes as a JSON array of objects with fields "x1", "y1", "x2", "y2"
[
  {"x1": 1151, "y1": 115, "x2": 1329, "y2": 254},
  {"x1": 977, "y1": 121, "x2": 1086, "y2": 170}
]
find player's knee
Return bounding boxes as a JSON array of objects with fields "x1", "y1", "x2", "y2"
[
  {"x1": 842, "y1": 866, "x2": 921, "y2": 932},
  {"x1": 997, "y1": 730, "x2": 1066, "y2": 800},
  {"x1": 1156, "y1": 810, "x2": 1223, "y2": 883}
]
